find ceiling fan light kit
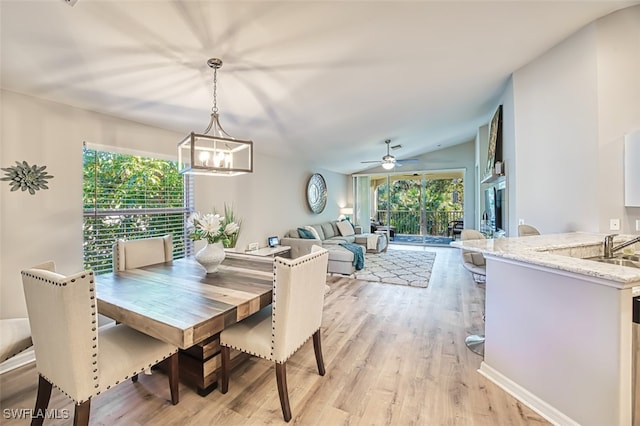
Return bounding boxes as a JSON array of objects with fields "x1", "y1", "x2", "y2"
[
  {"x1": 178, "y1": 58, "x2": 253, "y2": 176},
  {"x1": 382, "y1": 161, "x2": 395, "y2": 170},
  {"x1": 362, "y1": 139, "x2": 418, "y2": 171}
]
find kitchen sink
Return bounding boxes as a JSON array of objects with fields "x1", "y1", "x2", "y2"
[
  {"x1": 620, "y1": 254, "x2": 640, "y2": 262},
  {"x1": 595, "y1": 258, "x2": 640, "y2": 268},
  {"x1": 585, "y1": 255, "x2": 640, "y2": 269}
]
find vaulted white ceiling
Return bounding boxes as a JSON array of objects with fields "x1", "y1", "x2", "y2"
[{"x1": 1, "y1": 0, "x2": 636, "y2": 173}]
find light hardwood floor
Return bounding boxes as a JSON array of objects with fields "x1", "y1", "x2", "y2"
[{"x1": 0, "y1": 245, "x2": 549, "y2": 425}]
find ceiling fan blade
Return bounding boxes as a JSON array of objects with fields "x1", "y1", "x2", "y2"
[
  {"x1": 361, "y1": 139, "x2": 400, "y2": 167},
  {"x1": 396, "y1": 158, "x2": 420, "y2": 164}
]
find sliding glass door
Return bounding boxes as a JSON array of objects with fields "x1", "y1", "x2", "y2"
[{"x1": 354, "y1": 170, "x2": 464, "y2": 244}]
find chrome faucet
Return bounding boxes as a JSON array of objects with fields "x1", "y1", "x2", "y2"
[{"x1": 603, "y1": 234, "x2": 640, "y2": 258}]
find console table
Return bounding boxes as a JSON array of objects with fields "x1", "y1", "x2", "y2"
[
  {"x1": 222, "y1": 246, "x2": 291, "y2": 274},
  {"x1": 231, "y1": 245, "x2": 291, "y2": 258}
]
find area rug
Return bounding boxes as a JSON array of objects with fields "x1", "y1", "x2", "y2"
[{"x1": 354, "y1": 250, "x2": 436, "y2": 288}]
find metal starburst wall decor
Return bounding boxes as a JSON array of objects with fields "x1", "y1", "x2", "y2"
[{"x1": 1, "y1": 161, "x2": 54, "y2": 195}]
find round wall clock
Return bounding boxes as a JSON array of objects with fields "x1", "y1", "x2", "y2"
[{"x1": 307, "y1": 173, "x2": 327, "y2": 214}]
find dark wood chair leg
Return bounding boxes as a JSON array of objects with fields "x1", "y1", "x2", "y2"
[
  {"x1": 275, "y1": 362, "x2": 292, "y2": 422},
  {"x1": 167, "y1": 353, "x2": 179, "y2": 405},
  {"x1": 220, "y1": 346, "x2": 230, "y2": 394},
  {"x1": 73, "y1": 400, "x2": 91, "y2": 426},
  {"x1": 131, "y1": 374, "x2": 138, "y2": 383},
  {"x1": 312, "y1": 330, "x2": 326, "y2": 376},
  {"x1": 31, "y1": 375, "x2": 53, "y2": 426}
]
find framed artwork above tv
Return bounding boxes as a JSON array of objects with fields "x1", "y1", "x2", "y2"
[{"x1": 485, "y1": 104, "x2": 503, "y2": 180}]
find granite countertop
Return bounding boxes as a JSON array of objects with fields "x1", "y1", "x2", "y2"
[{"x1": 451, "y1": 232, "x2": 640, "y2": 287}]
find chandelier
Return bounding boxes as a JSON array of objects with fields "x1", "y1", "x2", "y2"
[{"x1": 178, "y1": 58, "x2": 253, "y2": 176}]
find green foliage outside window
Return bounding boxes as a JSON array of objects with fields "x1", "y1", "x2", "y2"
[
  {"x1": 376, "y1": 178, "x2": 463, "y2": 236},
  {"x1": 83, "y1": 147, "x2": 192, "y2": 274}
]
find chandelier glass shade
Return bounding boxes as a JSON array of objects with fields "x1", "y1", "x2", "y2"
[{"x1": 178, "y1": 58, "x2": 253, "y2": 176}]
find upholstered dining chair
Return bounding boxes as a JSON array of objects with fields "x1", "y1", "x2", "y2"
[
  {"x1": 112, "y1": 234, "x2": 173, "y2": 271},
  {"x1": 518, "y1": 224, "x2": 541, "y2": 237},
  {"x1": 460, "y1": 230, "x2": 487, "y2": 356},
  {"x1": 0, "y1": 318, "x2": 32, "y2": 363},
  {"x1": 219, "y1": 246, "x2": 330, "y2": 422},
  {"x1": 22, "y1": 261, "x2": 179, "y2": 426},
  {"x1": 461, "y1": 229, "x2": 487, "y2": 284}
]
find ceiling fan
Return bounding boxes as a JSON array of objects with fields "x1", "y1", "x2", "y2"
[{"x1": 361, "y1": 139, "x2": 419, "y2": 170}]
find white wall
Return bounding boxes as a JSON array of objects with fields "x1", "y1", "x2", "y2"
[
  {"x1": 500, "y1": 80, "x2": 517, "y2": 236},
  {"x1": 504, "y1": 5, "x2": 640, "y2": 235},
  {"x1": 595, "y1": 6, "x2": 640, "y2": 232},
  {"x1": 476, "y1": 124, "x2": 489, "y2": 228},
  {"x1": 511, "y1": 24, "x2": 600, "y2": 234},
  {"x1": 193, "y1": 158, "x2": 349, "y2": 253},
  {"x1": 0, "y1": 90, "x2": 349, "y2": 318}
]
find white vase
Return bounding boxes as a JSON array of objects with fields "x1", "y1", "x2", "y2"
[{"x1": 195, "y1": 242, "x2": 226, "y2": 273}]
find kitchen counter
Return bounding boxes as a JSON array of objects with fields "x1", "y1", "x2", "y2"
[
  {"x1": 452, "y1": 232, "x2": 640, "y2": 288},
  {"x1": 453, "y1": 232, "x2": 640, "y2": 425}
]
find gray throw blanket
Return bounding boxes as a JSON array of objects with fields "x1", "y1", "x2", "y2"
[{"x1": 339, "y1": 242, "x2": 365, "y2": 271}]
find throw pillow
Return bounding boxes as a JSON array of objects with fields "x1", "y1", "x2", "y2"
[
  {"x1": 298, "y1": 227, "x2": 316, "y2": 239},
  {"x1": 336, "y1": 220, "x2": 355, "y2": 236},
  {"x1": 304, "y1": 225, "x2": 321, "y2": 240},
  {"x1": 321, "y1": 222, "x2": 335, "y2": 239}
]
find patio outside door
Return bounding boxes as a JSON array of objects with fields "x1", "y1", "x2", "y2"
[{"x1": 354, "y1": 171, "x2": 464, "y2": 245}]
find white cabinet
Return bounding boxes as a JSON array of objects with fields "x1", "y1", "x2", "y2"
[{"x1": 625, "y1": 129, "x2": 640, "y2": 207}]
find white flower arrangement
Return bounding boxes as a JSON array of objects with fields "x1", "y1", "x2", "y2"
[{"x1": 187, "y1": 211, "x2": 240, "y2": 246}]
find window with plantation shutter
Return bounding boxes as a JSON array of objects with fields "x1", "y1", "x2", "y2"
[{"x1": 83, "y1": 146, "x2": 193, "y2": 274}]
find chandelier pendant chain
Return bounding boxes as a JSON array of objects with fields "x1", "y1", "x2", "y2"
[
  {"x1": 203, "y1": 58, "x2": 223, "y2": 134},
  {"x1": 212, "y1": 65, "x2": 218, "y2": 114}
]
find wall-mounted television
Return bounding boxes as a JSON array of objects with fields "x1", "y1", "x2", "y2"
[
  {"x1": 484, "y1": 185, "x2": 505, "y2": 233},
  {"x1": 484, "y1": 187, "x2": 496, "y2": 231},
  {"x1": 485, "y1": 105, "x2": 503, "y2": 179}
]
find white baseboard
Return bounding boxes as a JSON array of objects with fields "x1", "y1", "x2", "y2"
[
  {"x1": 0, "y1": 348, "x2": 35, "y2": 375},
  {"x1": 478, "y1": 362, "x2": 580, "y2": 426}
]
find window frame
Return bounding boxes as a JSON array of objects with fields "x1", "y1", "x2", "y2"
[{"x1": 82, "y1": 145, "x2": 193, "y2": 274}]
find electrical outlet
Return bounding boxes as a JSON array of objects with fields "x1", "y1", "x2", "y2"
[
  {"x1": 518, "y1": 219, "x2": 525, "y2": 225},
  {"x1": 248, "y1": 242, "x2": 259, "y2": 251},
  {"x1": 610, "y1": 219, "x2": 620, "y2": 231},
  {"x1": 636, "y1": 219, "x2": 640, "y2": 231}
]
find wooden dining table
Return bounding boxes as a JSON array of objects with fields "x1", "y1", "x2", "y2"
[{"x1": 96, "y1": 256, "x2": 274, "y2": 395}]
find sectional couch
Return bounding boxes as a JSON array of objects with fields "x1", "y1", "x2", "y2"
[{"x1": 281, "y1": 220, "x2": 387, "y2": 275}]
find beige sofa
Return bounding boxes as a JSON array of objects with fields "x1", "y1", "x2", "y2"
[
  {"x1": 282, "y1": 221, "x2": 387, "y2": 256},
  {"x1": 281, "y1": 220, "x2": 387, "y2": 275}
]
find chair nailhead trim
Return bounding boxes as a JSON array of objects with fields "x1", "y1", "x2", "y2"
[
  {"x1": 39, "y1": 373, "x2": 89, "y2": 404},
  {"x1": 267, "y1": 251, "x2": 327, "y2": 359},
  {"x1": 98, "y1": 351, "x2": 177, "y2": 394},
  {"x1": 84, "y1": 272, "x2": 99, "y2": 392}
]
